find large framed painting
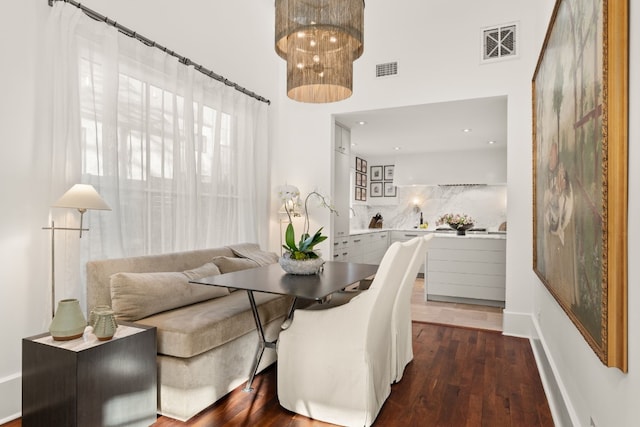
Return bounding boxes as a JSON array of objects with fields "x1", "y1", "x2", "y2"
[{"x1": 532, "y1": 0, "x2": 628, "y2": 371}]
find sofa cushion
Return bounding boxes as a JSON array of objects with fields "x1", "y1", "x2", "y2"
[
  {"x1": 182, "y1": 262, "x2": 222, "y2": 280},
  {"x1": 110, "y1": 262, "x2": 228, "y2": 322},
  {"x1": 135, "y1": 291, "x2": 292, "y2": 358},
  {"x1": 212, "y1": 256, "x2": 260, "y2": 273},
  {"x1": 227, "y1": 243, "x2": 280, "y2": 265}
]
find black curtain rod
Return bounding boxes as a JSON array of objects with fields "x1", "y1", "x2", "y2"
[{"x1": 48, "y1": 0, "x2": 271, "y2": 105}]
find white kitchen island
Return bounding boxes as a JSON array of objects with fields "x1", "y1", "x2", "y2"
[
  {"x1": 333, "y1": 229, "x2": 507, "y2": 307},
  {"x1": 425, "y1": 233, "x2": 506, "y2": 307}
]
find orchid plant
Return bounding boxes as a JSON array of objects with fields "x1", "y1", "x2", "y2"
[
  {"x1": 277, "y1": 185, "x2": 337, "y2": 260},
  {"x1": 436, "y1": 213, "x2": 474, "y2": 229}
]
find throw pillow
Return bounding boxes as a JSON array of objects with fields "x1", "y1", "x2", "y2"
[
  {"x1": 110, "y1": 262, "x2": 228, "y2": 321},
  {"x1": 212, "y1": 256, "x2": 260, "y2": 274},
  {"x1": 227, "y1": 243, "x2": 279, "y2": 266}
]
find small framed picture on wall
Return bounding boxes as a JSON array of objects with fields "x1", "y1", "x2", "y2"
[
  {"x1": 384, "y1": 165, "x2": 395, "y2": 181},
  {"x1": 370, "y1": 166, "x2": 383, "y2": 181},
  {"x1": 356, "y1": 157, "x2": 363, "y2": 172},
  {"x1": 384, "y1": 182, "x2": 396, "y2": 197},
  {"x1": 371, "y1": 182, "x2": 383, "y2": 197}
]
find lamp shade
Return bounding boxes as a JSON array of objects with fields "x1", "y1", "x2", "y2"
[
  {"x1": 275, "y1": 0, "x2": 364, "y2": 103},
  {"x1": 52, "y1": 184, "x2": 111, "y2": 211}
]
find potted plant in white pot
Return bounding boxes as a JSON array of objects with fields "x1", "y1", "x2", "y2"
[{"x1": 277, "y1": 185, "x2": 337, "y2": 274}]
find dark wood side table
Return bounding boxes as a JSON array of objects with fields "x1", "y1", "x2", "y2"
[{"x1": 22, "y1": 323, "x2": 157, "y2": 427}]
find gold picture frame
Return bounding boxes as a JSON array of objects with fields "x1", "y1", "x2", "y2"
[{"x1": 532, "y1": 0, "x2": 628, "y2": 371}]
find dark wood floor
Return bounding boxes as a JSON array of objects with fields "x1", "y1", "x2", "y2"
[
  {"x1": 4, "y1": 322, "x2": 554, "y2": 427},
  {"x1": 157, "y1": 322, "x2": 553, "y2": 426}
]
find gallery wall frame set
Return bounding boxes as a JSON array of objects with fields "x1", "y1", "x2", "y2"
[
  {"x1": 370, "y1": 164, "x2": 396, "y2": 197},
  {"x1": 370, "y1": 165, "x2": 382, "y2": 181},
  {"x1": 355, "y1": 157, "x2": 367, "y2": 201},
  {"x1": 370, "y1": 182, "x2": 382, "y2": 197},
  {"x1": 532, "y1": 0, "x2": 628, "y2": 371}
]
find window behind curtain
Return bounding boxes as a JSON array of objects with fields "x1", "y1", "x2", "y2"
[{"x1": 74, "y1": 27, "x2": 267, "y2": 258}]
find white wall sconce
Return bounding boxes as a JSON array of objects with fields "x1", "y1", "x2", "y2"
[
  {"x1": 42, "y1": 184, "x2": 111, "y2": 317},
  {"x1": 412, "y1": 197, "x2": 422, "y2": 213}
]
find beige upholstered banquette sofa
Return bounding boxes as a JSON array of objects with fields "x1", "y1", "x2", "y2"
[{"x1": 86, "y1": 244, "x2": 290, "y2": 422}]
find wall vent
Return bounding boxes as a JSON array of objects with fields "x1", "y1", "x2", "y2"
[
  {"x1": 481, "y1": 23, "x2": 518, "y2": 62},
  {"x1": 376, "y1": 62, "x2": 398, "y2": 78}
]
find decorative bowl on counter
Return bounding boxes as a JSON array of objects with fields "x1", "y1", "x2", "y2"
[
  {"x1": 449, "y1": 222, "x2": 474, "y2": 236},
  {"x1": 437, "y1": 213, "x2": 475, "y2": 236}
]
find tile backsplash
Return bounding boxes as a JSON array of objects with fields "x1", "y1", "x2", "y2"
[{"x1": 351, "y1": 185, "x2": 507, "y2": 231}]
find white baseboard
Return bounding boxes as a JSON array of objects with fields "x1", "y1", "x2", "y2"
[
  {"x1": 0, "y1": 372, "x2": 21, "y2": 424},
  {"x1": 502, "y1": 311, "x2": 577, "y2": 427},
  {"x1": 502, "y1": 309, "x2": 532, "y2": 337}
]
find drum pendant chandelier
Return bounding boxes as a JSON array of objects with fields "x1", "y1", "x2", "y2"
[{"x1": 275, "y1": 0, "x2": 364, "y2": 103}]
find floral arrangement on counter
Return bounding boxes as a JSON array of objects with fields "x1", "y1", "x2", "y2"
[
  {"x1": 277, "y1": 185, "x2": 337, "y2": 260},
  {"x1": 437, "y1": 213, "x2": 474, "y2": 229}
]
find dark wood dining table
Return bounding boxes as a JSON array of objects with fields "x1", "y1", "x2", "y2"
[{"x1": 189, "y1": 261, "x2": 378, "y2": 391}]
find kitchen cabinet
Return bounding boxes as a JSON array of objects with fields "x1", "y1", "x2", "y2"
[
  {"x1": 334, "y1": 122, "x2": 351, "y2": 154},
  {"x1": 332, "y1": 123, "x2": 351, "y2": 240},
  {"x1": 425, "y1": 235, "x2": 506, "y2": 305},
  {"x1": 361, "y1": 231, "x2": 389, "y2": 264},
  {"x1": 390, "y1": 230, "x2": 431, "y2": 242},
  {"x1": 348, "y1": 235, "x2": 365, "y2": 263},
  {"x1": 348, "y1": 231, "x2": 389, "y2": 264},
  {"x1": 332, "y1": 231, "x2": 389, "y2": 265},
  {"x1": 331, "y1": 235, "x2": 351, "y2": 262}
]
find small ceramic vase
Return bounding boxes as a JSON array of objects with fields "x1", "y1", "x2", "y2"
[
  {"x1": 88, "y1": 305, "x2": 112, "y2": 328},
  {"x1": 49, "y1": 299, "x2": 87, "y2": 341},
  {"x1": 92, "y1": 309, "x2": 118, "y2": 341}
]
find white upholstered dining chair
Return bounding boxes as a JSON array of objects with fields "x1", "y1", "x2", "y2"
[
  {"x1": 276, "y1": 240, "x2": 417, "y2": 427},
  {"x1": 392, "y1": 234, "x2": 433, "y2": 382}
]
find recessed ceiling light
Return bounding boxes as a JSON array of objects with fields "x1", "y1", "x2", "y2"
[
  {"x1": 394, "y1": 146, "x2": 401, "y2": 151},
  {"x1": 488, "y1": 140, "x2": 496, "y2": 145},
  {"x1": 351, "y1": 142, "x2": 357, "y2": 146},
  {"x1": 357, "y1": 121, "x2": 367, "y2": 125},
  {"x1": 463, "y1": 128, "x2": 472, "y2": 133}
]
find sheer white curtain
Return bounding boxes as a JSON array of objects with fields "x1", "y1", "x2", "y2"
[{"x1": 42, "y1": 3, "x2": 270, "y2": 307}]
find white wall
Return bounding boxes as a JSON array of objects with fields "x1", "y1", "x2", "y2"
[
  {"x1": 0, "y1": 1, "x2": 50, "y2": 421},
  {"x1": 2, "y1": 1, "x2": 638, "y2": 426}
]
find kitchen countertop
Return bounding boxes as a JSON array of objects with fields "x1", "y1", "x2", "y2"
[{"x1": 349, "y1": 228, "x2": 506, "y2": 239}]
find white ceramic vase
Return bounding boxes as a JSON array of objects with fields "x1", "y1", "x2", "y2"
[{"x1": 49, "y1": 299, "x2": 87, "y2": 341}]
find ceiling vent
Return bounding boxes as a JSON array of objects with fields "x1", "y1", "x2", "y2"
[
  {"x1": 376, "y1": 61, "x2": 398, "y2": 78},
  {"x1": 481, "y1": 23, "x2": 518, "y2": 62}
]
